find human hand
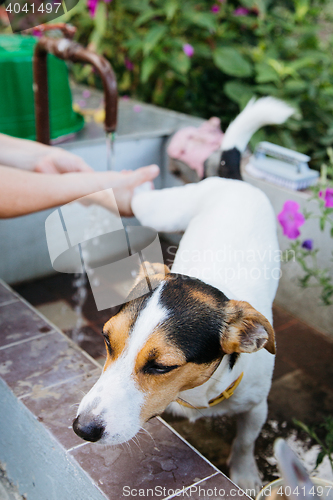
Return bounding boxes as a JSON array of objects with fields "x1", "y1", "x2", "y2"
[
  {"x1": 84, "y1": 165, "x2": 160, "y2": 216},
  {"x1": 34, "y1": 148, "x2": 93, "y2": 174}
]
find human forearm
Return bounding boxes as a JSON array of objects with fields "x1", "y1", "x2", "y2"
[
  {"x1": 0, "y1": 166, "x2": 106, "y2": 218},
  {"x1": 0, "y1": 134, "x2": 50, "y2": 171},
  {"x1": 0, "y1": 164, "x2": 159, "y2": 218},
  {"x1": 0, "y1": 134, "x2": 93, "y2": 173}
]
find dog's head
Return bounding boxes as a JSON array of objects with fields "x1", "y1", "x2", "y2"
[{"x1": 73, "y1": 263, "x2": 275, "y2": 445}]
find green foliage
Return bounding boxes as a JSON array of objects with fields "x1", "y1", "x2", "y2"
[
  {"x1": 294, "y1": 417, "x2": 333, "y2": 472},
  {"x1": 60, "y1": 0, "x2": 333, "y2": 167},
  {"x1": 282, "y1": 148, "x2": 333, "y2": 305},
  {"x1": 283, "y1": 240, "x2": 333, "y2": 305}
]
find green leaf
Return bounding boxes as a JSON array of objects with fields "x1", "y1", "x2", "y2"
[
  {"x1": 165, "y1": 0, "x2": 178, "y2": 20},
  {"x1": 89, "y1": 2, "x2": 107, "y2": 50},
  {"x1": 143, "y1": 25, "x2": 168, "y2": 55},
  {"x1": 121, "y1": 0, "x2": 149, "y2": 13},
  {"x1": 141, "y1": 57, "x2": 157, "y2": 83},
  {"x1": 170, "y1": 51, "x2": 191, "y2": 75},
  {"x1": 284, "y1": 80, "x2": 307, "y2": 94},
  {"x1": 255, "y1": 61, "x2": 279, "y2": 83},
  {"x1": 242, "y1": 0, "x2": 267, "y2": 15},
  {"x1": 94, "y1": 2, "x2": 106, "y2": 35},
  {"x1": 213, "y1": 47, "x2": 252, "y2": 77},
  {"x1": 295, "y1": 0, "x2": 309, "y2": 21},
  {"x1": 123, "y1": 38, "x2": 144, "y2": 57},
  {"x1": 315, "y1": 450, "x2": 326, "y2": 469},
  {"x1": 268, "y1": 59, "x2": 295, "y2": 79},
  {"x1": 331, "y1": 226, "x2": 333, "y2": 238},
  {"x1": 293, "y1": 419, "x2": 313, "y2": 435},
  {"x1": 224, "y1": 81, "x2": 254, "y2": 108},
  {"x1": 183, "y1": 12, "x2": 217, "y2": 31},
  {"x1": 255, "y1": 84, "x2": 280, "y2": 96},
  {"x1": 134, "y1": 9, "x2": 163, "y2": 27},
  {"x1": 289, "y1": 57, "x2": 315, "y2": 72}
]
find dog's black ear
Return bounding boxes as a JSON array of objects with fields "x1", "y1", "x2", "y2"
[
  {"x1": 221, "y1": 300, "x2": 276, "y2": 355},
  {"x1": 133, "y1": 261, "x2": 170, "y2": 287}
]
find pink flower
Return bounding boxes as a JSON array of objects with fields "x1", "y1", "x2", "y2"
[
  {"x1": 82, "y1": 90, "x2": 91, "y2": 99},
  {"x1": 77, "y1": 100, "x2": 86, "y2": 108},
  {"x1": 133, "y1": 104, "x2": 142, "y2": 113},
  {"x1": 183, "y1": 43, "x2": 194, "y2": 58},
  {"x1": 233, "y1": 6, "x2": 249, "y2": 16},
  {"x1": 122, "y1": 95, "x2": 130, "y2": 100},
  {"x1": 125, "y1": 58, "x2": 134, "y2": 71},
  {"x1": 211, "y1": 4, "x2": 220, "y2": 13},
  {"x1": 87, "y1": 0, "x2": 98, "y2": 16},
  {"x1": 32, "y1": 29, "x2": 43, "y2": 37},
  {"x1": 319, "y1": 188, "x2": 333, "y2": 208},
  {"x1": 277, "y1": 200, "x2": 305, "y2": 239}
]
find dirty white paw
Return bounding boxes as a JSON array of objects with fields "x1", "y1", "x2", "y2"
[{"x1": 229, "y1": 459, "x2": 263, "y2": 497}]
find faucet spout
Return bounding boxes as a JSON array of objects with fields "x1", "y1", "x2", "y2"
[{"x1": 33, "y1": 36, "x2": 117, "y2": 144}]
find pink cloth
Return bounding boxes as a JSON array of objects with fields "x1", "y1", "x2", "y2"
[{"x1": 167, "y1": 117, "x2": 224, "y2": 179}]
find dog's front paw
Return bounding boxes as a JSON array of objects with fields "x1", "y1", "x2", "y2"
[{"x1": 229, "y1": 459, "x2": 263, "y2": 497}]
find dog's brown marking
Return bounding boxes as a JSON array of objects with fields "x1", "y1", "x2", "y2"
[
  {"x1": 100, "y1": 273, "x2": 274, "y2": 424},
  {"x1": 189, "y1": 288, "x2": 220, "y2": 308},
  {"x1": 135, "y1": 331, "x2": 186, "y2": 373},
  {"x1": 103, "y1": 313, "x2": 131, "y2": 369},
  {"x1": 139, "y1": 361, "x2": 218, "y2": 421},
  {"x1": 132, "y1": 328, "x2": 220, "y2": 421},
  {"x1": 221, "y1": 300, "x2": 276, "y2": 355}
]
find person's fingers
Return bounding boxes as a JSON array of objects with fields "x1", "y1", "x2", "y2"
[
  {"x1": 54, "y1": 154, "x2": 94, "y2": 173},
  {"x1": 70, "y1": 158, "x2": 94, "y2": 173},
  {"x1": 34, "y1": 160, "x2": 58, "y2": 174},
  {"x1": 128, "y1": 165, "x2": 160, "y2": 187}
]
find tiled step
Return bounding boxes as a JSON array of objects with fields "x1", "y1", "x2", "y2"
[{"x1": 0, "y1": 280, "x2": 247, "y2": 500}]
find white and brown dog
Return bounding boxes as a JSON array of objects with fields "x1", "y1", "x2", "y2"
[{"x1": 73, "y1": 98, "x2": 294, "y2": 490}]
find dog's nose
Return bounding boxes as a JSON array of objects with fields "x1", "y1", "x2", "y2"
[{"x1": 73, "y1": 415, "x2": 105, "y2": 442}]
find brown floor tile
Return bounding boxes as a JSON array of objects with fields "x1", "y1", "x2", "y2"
[
  {"x1": 0, "y1": 300, "x2": 53, "y2": 348},
  {"x1": 176, "y1": 473, "x2": 246, "y2": 500},
  {"x1": 36, "y1": 300, "x2": 88, "y2": 332},
  {"x1": 162, "y1": 413, "x2": 235, "y2": 476},
  {"x1": 22, "y1": 369, "x2": 101, "y2": 450},
  {"x1": 14, "y1": 276, "x2": 62, "y2": 306},
  {"x1": 64, "y1": 325, "x2": 106, "y2": 360},
  {"x1": 80, "y1": 292, "x2": 118, "y2": 328},
  {"x1": 0, "y1": 283, "x2": 17, "y2": 306},
  {"x1": 0, "y1": 331, "x2": 97, "y2": 397},
  {"x1": 70, "y1": 418, "x2": 216, "y2": 500}
]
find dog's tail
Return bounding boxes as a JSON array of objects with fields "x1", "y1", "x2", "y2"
[{"x1": 218, "y1": 97, "x2": 295, "y2": 180}]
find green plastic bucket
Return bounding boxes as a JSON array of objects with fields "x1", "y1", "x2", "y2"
[{"x1": 0, "y1": 34, "x2": 84, "y2": 141}]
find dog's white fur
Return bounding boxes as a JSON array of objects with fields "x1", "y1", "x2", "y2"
[
  {"x1": 131, "y1": 177, "x2": 279, "y2": 490},
  {"x1": 221, "y1": 96, "x2": 294, "y2": 152},
  {"x1": 77, "y1": 283, "x2": 169, "y2": 444},
  {"x1": 77, "y1": 97, "x2": 292, "y2": 491}
]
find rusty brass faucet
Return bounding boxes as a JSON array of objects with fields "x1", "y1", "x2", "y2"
[{"x1": 33, "y1": 25, "x2": 117, "y2": 144}]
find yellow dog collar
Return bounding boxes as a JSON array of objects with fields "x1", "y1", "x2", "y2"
[{"x1": 176, "y1": 372, "x2": 244, "y2": 409}]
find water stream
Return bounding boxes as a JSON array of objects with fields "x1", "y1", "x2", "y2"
[
  {"x1": 71, "y1": 272, "x2": 88, "y2": 344},
  {"x1": 106, "y1": 131, "x2": 116, "y2": 171},
  {"x1": 70, "y1": 131, "x2": 116, "y2": 343}
]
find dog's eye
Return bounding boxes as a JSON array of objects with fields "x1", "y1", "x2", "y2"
[{"x1": 143, "y1": 361, "x2": 179, "y2": 375}]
